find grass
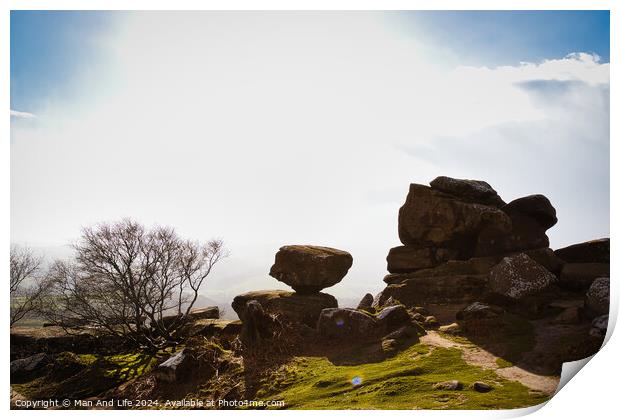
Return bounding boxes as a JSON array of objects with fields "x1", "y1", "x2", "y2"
[
  {"x1": 12, "y1": 351, "x2": 159, "y2": 401},
  {"x1": 254, "y1": 344, "x2": 549, "y2": 410},
  {"x1": 495, "y1": 358, "x2": 514, "y2": 369}
]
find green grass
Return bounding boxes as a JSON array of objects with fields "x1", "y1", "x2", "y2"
[
  {"x1": 12, "y1": 351, "x2": 159, "y2": 400},
  {"x1": 495, "y1": 358, "x2": 514, "y2": 369},
  {"x1": 254, "y1": 344, "x2": 549, "y2": 410}
]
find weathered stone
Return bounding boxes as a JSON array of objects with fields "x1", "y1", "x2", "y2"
[
  {"x1": 240, "y1": 300, "x2": 280, "y2": 344},
  {"x1": 384, "y1": 256, "x2": 498, "y2": 284},
  {"x1": 502, "y1": 195, "x2": 557, "y2": 230},
  {"x1": 423, "y1": 316, "x2": 440, "y2": 330},
  {"x1": 472, "y1": 381, "x2": 493, "y2": 392},
  {"x1": 521, "y1": 248, "x2": 564, "y2": 274},
  {"x1": 438, "y1": 323, "x2": 462, "y2": 335},
  {"x1": 590, "y1": 315, "x2": 608, "y2": 339},
  {"x1": 386, "y1": 246, "x2": 435, "y2": 273},
  {"x1": 397, "y1": 184, "x2": 512, "y2": 251},
  {"x1": 10, "y1": 353, "x2": 48, "y2": 380},
  {"x1": 560, "y1": 263, "x2": 610, "y2": 290},
  {"x1": 356, "y1": 293, "x2": 374, "y2": 310},
  {"x1": 269, "y1": 245, "x2": 353, "y2": 293},
  {"x1": 376, "y1": 275, "x2": 488, "y2": 306},
  {"x1": 317, "y1": 308, "x2": 378, "y2": 339},
  {"x1": 456, "y1": 302, "x2": 505, "y2": 335},
  {"x1": 154, "y1": 349, "x2": 195, "y2": 383},
  {"x1": 375, "y1": 305, "x2": 411, "y2": 332},
  {"x1": 383, "y1": 324, "x2": 424, "y2": 341},
  {"x1": 551, "y1": 307, "x2": 581, "y2": 325},
  {"x1": 555, "y1": 238, "x2": 610, "y2": 263},
  {"x1": 433, "y1": 380, "x2": 462, "y2": 391},
  {"x1": 232, "y1": 290, "x2": 337, "y2": 327},
  {"x1": 429, "y1": 176, "x2": 505, "y2": 207},
  {"x1": 160, "y1": 306, "x2": 219, "y2": 329},
  {"x1": 585, "y1": 277, "x2": 610, "y2": 318},
  {"x1": 488, "y1": 253, "x2": 556, "y2": 300}
]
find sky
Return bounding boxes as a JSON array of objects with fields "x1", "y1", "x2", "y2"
[{"x1": 10, "y1": 11, "x2": 610, "y2": 308}]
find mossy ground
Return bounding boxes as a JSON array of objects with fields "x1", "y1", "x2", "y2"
[
  {"x1": 255, "y1": 343, "x2": 549, "y2": 409},
  {"x1": 12, "y1": 351, "x2": 159, "y2": 401}
]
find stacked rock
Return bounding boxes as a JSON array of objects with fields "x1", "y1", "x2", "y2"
[
  {"x1": 232, "y1": 245, "x2": 352, "y2": 332},
  {"x1": 375, "y1": 176, "x2": 562, "y2": 311}
]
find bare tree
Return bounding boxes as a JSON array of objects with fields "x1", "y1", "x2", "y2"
[
  {"x1": 10, "y1": 245, "x2": 46, "y2": 326},
  {"x1": 41, "y1": 219, "x2": 227, "y2": 349}
]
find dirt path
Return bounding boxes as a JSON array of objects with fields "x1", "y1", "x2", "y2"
[{"x1": 421, "y1": 331, "x2": 560, "y2": 395}]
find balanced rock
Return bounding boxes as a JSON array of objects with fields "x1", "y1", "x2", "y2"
[
  {"x1": 269, "y1": 245, "x2": 353, "y2": 293},
  {"x1": 430, "y1": 176, "x2": 505, "y2": 207},
  {"x1": 398, "y1": 183, "x2": 512, "y2": 253},
  {"x1": 232, "y1": 290, "x2": 337, "y2": 327},
  {"x1": 585, "y1": 277, "x2": 610, "y2": 318},
  {"x1": 555, "y1": 238, "x2": 610, "y2": 263},
  {"x1": 317, "y1": 308, "x2": 377, "y2": 339},
  {"x1": 488, "y1": 253, "x2": 556, "y2": 300}
]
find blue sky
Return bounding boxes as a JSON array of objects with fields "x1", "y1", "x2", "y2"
[
  {"x1": 10, "y1": 10, "x2": 610, "y2": 115},
  {"x1": 10, "y1": 11, "x2": 610, "y2": 302}
]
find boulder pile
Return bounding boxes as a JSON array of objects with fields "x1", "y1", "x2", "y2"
[
  {"x1": 374, "y1": 176, "x2": 610, "y2": 328},
  {"x1": 232, "y1": 245, "x2": 352, "y2": 341}
]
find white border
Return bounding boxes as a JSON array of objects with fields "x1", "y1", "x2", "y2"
[{"x1": 2, "y1": 1, "x2": 616, "y2": 419}]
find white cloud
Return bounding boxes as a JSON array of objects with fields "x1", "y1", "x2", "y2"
[
  {"x1": 10, "y1": 109, "x2": 36, "y2": 119},
  {"x1": 11, "y1": 13, "x2": 609, "y2": 302}
]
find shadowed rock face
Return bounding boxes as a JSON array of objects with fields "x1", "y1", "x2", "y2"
[
  {"x1": 269, "y1": 245, "x2": 353, "y2": 294},
  {"x1": 429, "y1": 176, "x2": 506, "y2": 208},
  {"x1": 555, "y1": 238, "x2": 610, "y2": 263},
  {"x1": 397, "y1": 184, "x2": 512, "y2": 254},
  {"x1": 232, "y1": 290, "x2": 337, "y2": 327},
  {"x1": 488, "y1": 253, "x2": 557, "y2": 300},
  {"x1": 317, "y1": 308, "x2": 377, "y2": 339},
  {"x1": 502, "y1": 195, "x2": 557, "y2": 230},
  {"x1": 585, "y1": 277, "x2": 610, "y2": 318}
]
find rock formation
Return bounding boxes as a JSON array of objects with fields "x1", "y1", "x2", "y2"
[
  {"x1": 269, "y1": 245, "x2": 353, "y2": 294},
  {"x1": 375, "y1": 176, "x2": 610, "y2": 325},
  {"x1": 232, "y1": 245, "x2": 350, "y2": 331}
]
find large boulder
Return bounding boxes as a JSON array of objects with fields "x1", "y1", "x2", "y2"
[
  {"x1": 497, "y1": 195, "x2": 556, "y2": 253},
  {"x1": 429, "y1": 176, "x2": 505, "y2": 207},
  {"x1": 456, "y1": 302, "x2": 505, "y2": 335},
  {"x1": 375, "y1": 305, "x2": 412, "y2": 332},
  {"x1": 397, "y1": 184, "x2": 512, "y2": 254},
  {"x1": 160, "y1": 306, "x2": 219, "y2": 329},
  {"x1": 356, "y1": 293, "x2": 374, "y2": 310},
  {"x1": 232, "y1": 290, "x2": 337, "y2": 327},
  {"x1": 585, "y1": 277, "x2": 610, "y2": 318},
  {"x1": 386, "y1": 246, "x2": 436, "y2": 273},
  {"x1": 384, "y1": 256, "x2": 497, "y2": 284},
  {"x1": 375, "y1": 275, "x2": 488, "y2": 306},
  {"x1": 502, "y1": 195, "x2": 557, "y2": 230},
  {"x1": 560, "y1": 263, "x2": 610, "y2": 291},
  {"x1": 269, "y1": 245, "x2": 353, "y2": 293},
  {"x1": 555, "y1": 238, "x2": 610, "y2": 263},
  {"x1": 317, "y1": 308, "x2": 378, "y2": 339},
  {"x1": 10, "y1": 353, "x2": 49, "y2": 382},
  {"x1": 154, "y1": 349, "x2": 196, "y2": 383},
  {"x1": 240, "y1": 300, "x2": 279, "y2": 344},
  {"x1": 488, "y1": 253, "x2": 557, "y2": 300}
]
